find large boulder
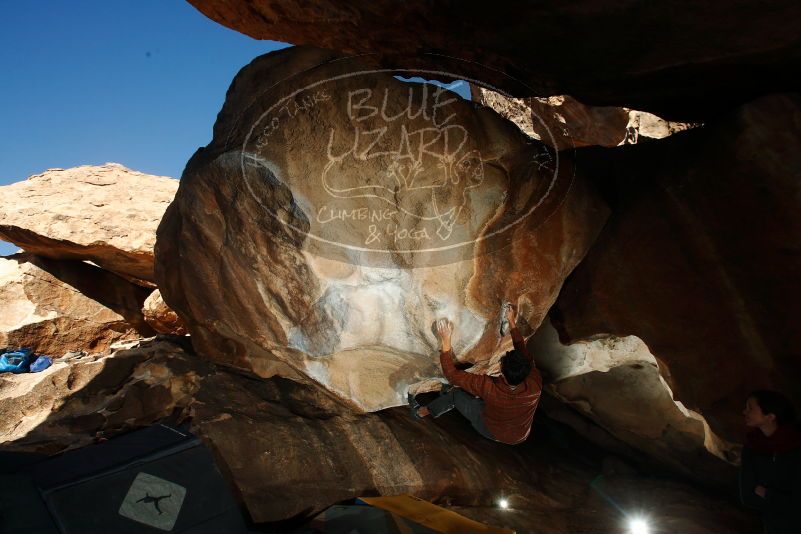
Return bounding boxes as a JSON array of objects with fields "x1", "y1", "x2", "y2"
[
  {"x1": 0, "y1": 254, "x2": 155, "y2": 356},
  {"x1": 0, "y1": 163, "x2": 178, "y2": 287},
  {"x1": 0, "y1": 337, "x2": 761, "y2": 533},
  {"x1": 186, "y1": 0, "x2": 801, "y2": 120},
  {"x1": 155, "y1": 46, "x2": 609, "y2": 411},
  {"x1": 552, "y1": 93, "x2": 801, "y2": 442}
]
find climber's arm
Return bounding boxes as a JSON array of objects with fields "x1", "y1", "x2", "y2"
[
  {"x1": 506, "y1": 305, "x2": 534, "y2": 366},
  {"x1": 436, "y1": 319, "x2": 493, "y2": 399},
  {"x1": 440, "y1": 347, "x2": 494, "y2": 399}
]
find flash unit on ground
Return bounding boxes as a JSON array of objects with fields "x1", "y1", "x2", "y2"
[{"x1": 628, "y1": 517, "x2": 650, "y2": 534}]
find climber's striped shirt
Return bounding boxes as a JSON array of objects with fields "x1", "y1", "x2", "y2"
[{"x1": 439, "y1": 327, "x2": 542, "y2": 445}]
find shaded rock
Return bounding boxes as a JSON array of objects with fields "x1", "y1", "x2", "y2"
[
  {"x1": 532, "y1": 320, "x2": 737, "y2": 489},
  {"x1": 0, "y1": 163, "x2": 178, "y2": 287},
  {"x1": 0, "y1": 338, "x2": 199, "y2": 454},
  {"x1": 155, "y1": 46, "x2": 609, "y2": 411},
  {"x1": 0, "y1": 253, "x2": 155, "y2": 357},
  {"x1": 449, "y1": 472, "x2": 757, "y2": 534},
  {"x1": 0, "y1": 338, "x2": 760, "y2": 533},
  {"x1": 538, "y1": 394, "x2": 652, "y2": 469},
  {"x1": 471, "y1": 87, "x2": 696, "y2": 150},
  {"x1": 191, "y1": 370, "x2": 754, "y2": 532},
  {"x1": 552, "y1": 93, "x2": 801, "y2": 442},
  {"x1": 187, "y1": 0, "x2": 801, "y2": 120},
  {"x1": 143, "y1": 289, "x2": 187, "y2": 335}
]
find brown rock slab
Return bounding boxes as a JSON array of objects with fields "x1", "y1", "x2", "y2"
[
  {"x1": 0, "y1": 337, "x2": 200, "y2": 453},
  {"x1": 471, "y1": 87, "x2": 696, "y2": 150},
  {"x1": 0, "y1": 163, "x2": 178, "y2": 286},
  {"x1": 187, "y1": 0, "x2": 801, "y2": 120},
  {"x1": 190, "y1": 371, "x2": 756, "y2": 532},
  {"x1": 142, "y1": 289, "x2": 187, "y2": 335},
  {"x1": 155, "y1": 46, "x2": 609, "y2": 411},
  {"x1": 0, "y1": 253, "x2": 155, "y2": 357},
  {"x1": 551, "y1": 93, "x2": 801, "y2": 442},
  {"x1": 0, "y1": 338, "x2": 760, "y2": 532},
  {"x1": 530, "y1": 319, "x2": 738, "y2": 489}
]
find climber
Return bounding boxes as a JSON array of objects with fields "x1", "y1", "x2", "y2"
[
  {"x1": 408, "y1": 304, "x2": 542, "y2": 445},
  {"x1": 739, "y1": 390, "x2": 801, "y2": 534}
]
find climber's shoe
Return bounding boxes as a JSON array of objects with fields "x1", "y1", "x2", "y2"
[{"x1": 407, "y1": 392, "x2": 423, "y2": 421}]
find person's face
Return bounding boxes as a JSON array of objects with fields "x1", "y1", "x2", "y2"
[{"x1": 743, "y1": 397, "x2": 775, "y2": 427}]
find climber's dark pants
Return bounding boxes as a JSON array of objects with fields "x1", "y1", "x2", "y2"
[{"x1": 426, "y1": 387, "x2": 495, "y2": 441}]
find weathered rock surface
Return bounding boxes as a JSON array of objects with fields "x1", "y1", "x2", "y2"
[
  {"x1": 471, "y1": 87, "x2": 696, "y2": 150},
  {"x1": 0, "y1": 338, "x2": 760, "y2": 533},
  {"x1": 143, "y1": 289, "x2": 187, "y2": 335},
  {"x1": 0, "y1": 254, "x2": 154, "y2": 356},
  {"x1": 192, "y1": 369, "x2": 753, "y2": 532},
  {"x1": 0, "y1": 337, "x2": 194, "y2": 453},
  {"x1": 627, "y1": 110, "x2": 696, "y2": 145},
  {"x1": 531, "y1": 320, "x2": 737, "y2": 488},
  {"x1": 155, "y1": 46, "x2": 609, "y2": 411},
  {"x1": 187, "y1": 0, "x2": 801, "y2": 120},
  {"x1": 0, "y1": 163, "x2": 178, "y2": 287},
  {"x1": 552, "y1": 93, "x2": 801, "y2": 442}
]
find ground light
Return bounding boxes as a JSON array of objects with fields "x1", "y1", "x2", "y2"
[
  {"x1": 627, "y1": 517, "x2": 650, "y2": 534},
  {"x1": 497, "y1": 498, "x2": 509, "y2": 509}
]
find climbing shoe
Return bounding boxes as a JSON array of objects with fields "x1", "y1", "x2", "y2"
[{"x1": 407, "y1": 392, "x2": 423, "y2": 421}]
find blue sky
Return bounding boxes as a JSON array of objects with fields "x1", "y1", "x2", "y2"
[{"x1": 0, "y1": 2, "x2": 470, "y2": 257}]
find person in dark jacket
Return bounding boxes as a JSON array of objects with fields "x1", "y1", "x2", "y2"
[
  {"x1": 739, "y1": 389, "x2": 801, "y2": 534},
  {"x1": 407, "y1": 304, "x2": 543, "y2": 445}
]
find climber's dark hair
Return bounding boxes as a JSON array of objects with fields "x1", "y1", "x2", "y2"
[
  {"x1": 501, "y1": 349, "x2": 531, "y2": 386},
  {"x1": 749, "y1": 390, "x2": 797, "y2": 426}
]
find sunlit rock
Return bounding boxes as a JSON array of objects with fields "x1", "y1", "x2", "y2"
[
  {"x1": 0, "y1": 338, "x2": 196, "y2": 452},
  {"x1": 0, "y1": 163, "x2": 178, "y2": 287},
  {"x1": 471, "y1": 87, "x2": 696, "y2": 150},
  {"x1": 155, "y1": 46, "x2": 609, "y2": 410},
  {"x1": 142, "y1": 289, "x2": 187, "y2": 335},
  {"x1": 0, "y1": 253, "x2": 154, "y2": 357}
]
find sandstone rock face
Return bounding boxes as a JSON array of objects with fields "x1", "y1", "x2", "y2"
[
  {"x1": 0, "y1": 338, "x2": 760, "y2": 533},
  {"x1": 627, "y1": 110, "x2": 696, "y2": 144},
  {"x1": 156, "y1": 46, "x2": 609, "y2": 411},
  {"x1": 552, "y1": 93, "x2": 801, "y2": 442},
  {"x1": 142, "y1": 289, "x2": 187, "y2": 335},
  {"x1": 0, "y1": 163, "x2": 178, "y2": 287},
  {"x1": 531, "y1": 320, "x2": 737, "y2": 488},
  {"x1": 0, "y1": 254, "x2": 154, "y2": 356},
  {"x1": 0, "y1": 338, "x2": 196, "y2": 453},
  {"x1": 191, "y1": 370, "x2": 753, "y2": 532},
  {"x1": 187, "y1": 0, "x2": 801, "y2": 120},
  {"x1": 471, "y1": 87, "x2": 696, "y2": 150}
]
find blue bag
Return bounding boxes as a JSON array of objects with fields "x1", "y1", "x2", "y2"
[
  {"x1": 30, "y1": 355, "x2": 53, "y2": 373},
  {"x1": 0, "y1": 348, "x2": 33, "y2": 373}
]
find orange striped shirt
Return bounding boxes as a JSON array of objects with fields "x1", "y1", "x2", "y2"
[{"x1": 439, "y1": 327, "x2": 542, "y2": 445}]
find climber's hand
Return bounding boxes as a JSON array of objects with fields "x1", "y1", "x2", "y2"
[
  {"x1": 436, "y1": 318, "x2": 453, "y2": 351},
  {"x1": 505, "y1": 303, "x2": 517, "y2": 327}
]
